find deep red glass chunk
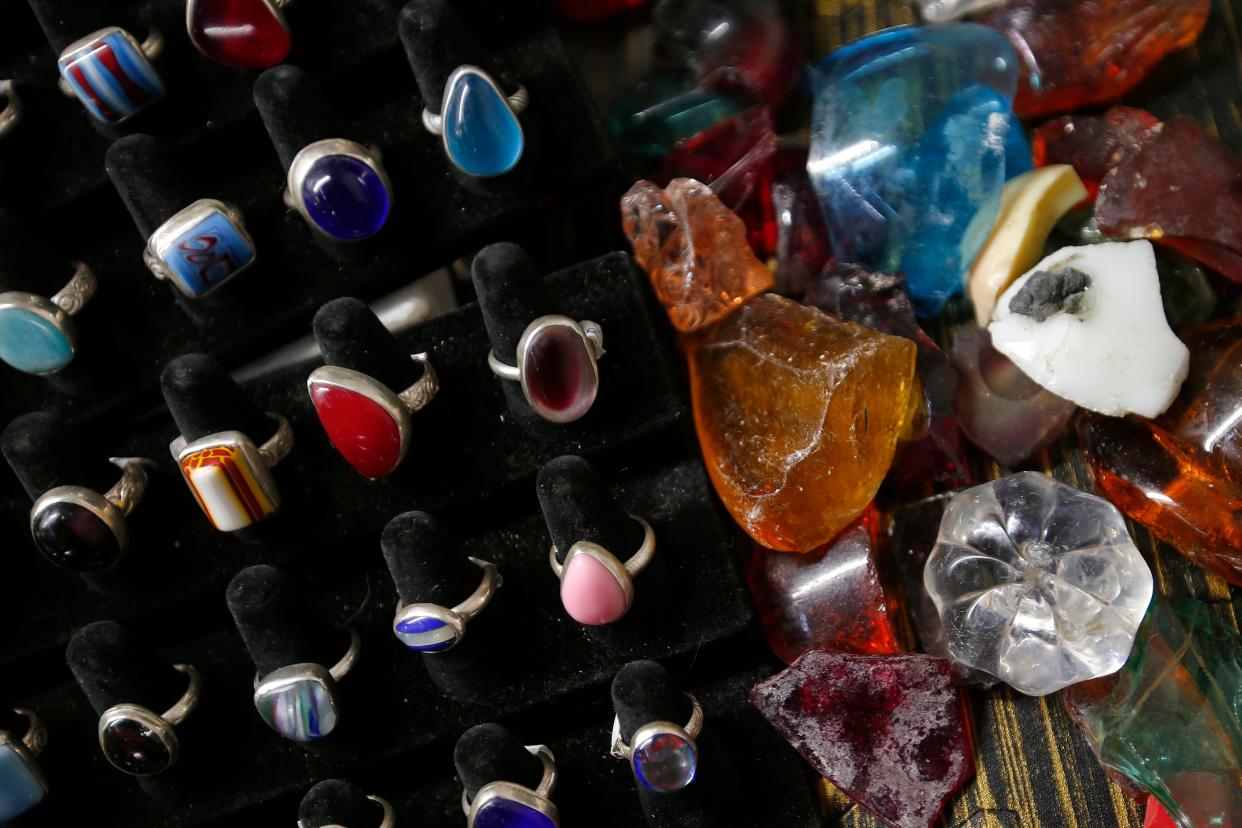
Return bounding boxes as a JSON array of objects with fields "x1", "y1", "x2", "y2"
[
  {"x1": 1144, "y1": 797, "x2": 1178, "y2": 828},
  {"x1": 981, "y1": 0, "x2": 1209, "y2": 117},
  {"x1": 746, "y1": 506, "x2": 901, "y2": 664},
  {"x1": 188, "y1": 0, "x2": 292, "y2": 69},
  {"x1": 751, "y1": 649, "x2": 974, "y2": 828},
  {"x1": 1097, "y1": 116, "x2": 1242, "y2": 283},
  {"x1": 1032, "y1": 106, "x2": 1160, "y2": 200},
  {"x1": 522, "y1": 324, "x2": 598, "y2": 423},
  {"x1": 309, "y1": 382, "x2": 403, "y2": 479}
]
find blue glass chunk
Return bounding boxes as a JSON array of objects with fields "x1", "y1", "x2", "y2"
[
  {"x1": 808, "y1": 23, "x2": 1027, "y2": 316},
  {"x1": 473, "y1": 796, "x2": 556, "y2": 828},
  {"x1": 0, "y1": 743, "x2": 47, "y2": 822},
  {"x1": 442, "y1": 68, "x2": 525, "y2": 177},
  {"x1": 0, "y1": 305, "x2": 74, "y2": 374},
  {"x1": 301, "y1": 155, "x2": 390, "y2": 241}
]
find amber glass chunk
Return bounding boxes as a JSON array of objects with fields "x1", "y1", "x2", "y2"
[
  {"x1": 688, "y1": 294, "x2": 917, "y2": 552},
  {"x1": 622, "y1": 177, "x2": 775, "y2": 333},
  {"x1": 981, "y1": 0, "x2": 1209, "y2": 117}
]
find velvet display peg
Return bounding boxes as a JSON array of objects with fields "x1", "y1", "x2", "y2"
[
  {"x1": 26, "y1": 0, "x2": 113, "y2": 53},
  {"x1": 380, "y1": 511, "x2": 480, "y2": 605},
  {"x1": 312, "y1": 298, "x2": 425, "y2": 394},
  {"x1": 455, "y1": 723, "x2": 548, "y2": 804},
  {"x1": 105, "y1": 134, "x2": 190, "y2": 239},
  {"x1": 399, "y1": 0, "x2": 488, "y2": 112},
  {"x1": 65, "y1": 620, "x2": 186, "y2": 716},
  {"x1": 471, "y1": 242, "x2": 556, "y2": 364},
  {"x1": 253, "y1": 65, "x2": 342, "y2": 171},
  {"x1": 298, "y1": 779, "x2": 381, "y2": 828},
  {"x1": 160, "y1": 353, "x2": 273, "y2": 445},
  {"x1": 538, "y1": 455, "x2": 646, "y2": 565},
  {"x1": 1, "y1": 410, "x2": 114, "y2": 498},
  {"x1": 0, "y1": 208, "x2": 67, "y2": 294},
  {"x1": 226, "y1": 565, "x2": 346, "y2": 677},
  {"x1": 612, "y1": 660, "x2": 694, "y2": 744}
]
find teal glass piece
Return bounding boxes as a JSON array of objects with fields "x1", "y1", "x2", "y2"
[
  {"x1": 1064, "y1": 599, "x2": 1242, "y2": 828},
  {"x1": 441, "y1": 66, "x2": 524, "y2": 177},
  {"x1": 807, "y1": 23, "x2": 1025, "y2": 316},
  {"x1": 0, "y1": 303, "x2": 74, "y2": 374},
  {"x1": 609, "y1": 69, "x2": 754, "y2": 161},
  {"x1": 0, "y1": 742, "x2": 47, "y2": 822}
]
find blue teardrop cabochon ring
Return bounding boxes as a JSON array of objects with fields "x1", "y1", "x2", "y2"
[{"x1": 422, "y1": 65, "x2": 529, "y2": 178}]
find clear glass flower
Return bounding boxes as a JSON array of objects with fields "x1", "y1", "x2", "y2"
[{"x1": 924, "y1": 471, "x2": 1153, "y2": 695}]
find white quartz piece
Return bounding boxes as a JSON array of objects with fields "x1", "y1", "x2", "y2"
[{"x1": 988, "y1": 240, "x2": 1189, "y2": 418}]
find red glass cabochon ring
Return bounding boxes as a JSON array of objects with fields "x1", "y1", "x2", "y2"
[
  {"x1": 488, "y1": 315, "x2": 605, "y2": 424},
  {"x1": 186, "y1": 0, "x2": 293, "y2": 69},
  {"x1": 306, "y1": 353, "x2": 440, "y2": 479},
  {"x1": 549, "y1": 514, "x2": 655, "y2": 626}
]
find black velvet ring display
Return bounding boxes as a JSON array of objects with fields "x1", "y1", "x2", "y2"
[
  {"x1": 455, "y1": 723, "x2": 548, "y2": 805},
  {"x1": 105, "y1": 134, "x2": 191, "y2": 239},
  {"x1": 312, "y1": 298, "x2": 425, "y2": 393},
  {"x1": 299, "y1": 779, "x2": 388, "y2": 828}
]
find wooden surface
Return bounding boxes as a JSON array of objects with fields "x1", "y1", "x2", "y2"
[{"x1": 806, "y1": 2, "x2": 1242, "y2": 825}]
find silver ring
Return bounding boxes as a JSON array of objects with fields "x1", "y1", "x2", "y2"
[
  {"x1": 29, "y1": 456, "x2": 151, "y2": 572},
  {"x1": 282, "y1": 138, "x2": 392, "y2": 241},
  {"x1": 611, "y1": 693, "x2": 703, "y2": 793},
  {"x1": 143, "y1": 199, "x2": 256, "y2": 298},
  {"x1": 307, "y1": 354, "x2": 440, "y2": 478},
  {"x1": 463, "y1": 744, "x2": 558, "y2": 826},
  {"x1": 308, "y1": 794, "x2": 395, "y2": 828},
  {"x1": 98, "y1": 663, "x2": 202, "y2": 776},
  {"x1": 393, "y1": 557, "x2": 501, "y2": 653},
  {"x1": 0, "y1": 261, "x2": 96, "y2": 376},
  {"x1": 57, "y1": 27, "x2": 165, "y2": 124},
  {"x1": 549, "y1": 514, "x2": 655, "y2": 626},
  {"x1": 253, "y1": 627, "x2": 360, "y2": 743},
  {"x1": 0, "y1": 80, "x2": 20, "y2": 138},
  {"x1": 488, "y1": 315, "x2": 605, "y2": 424},
  {"x1": 0, "y1": 708, "x2": 50, "y2": 818},
  {"x1": 170, "y1": 412, "x2": 294, "y2": 532},
  {"x1": 422, "y1": 65, "x2": 528, "y2": 177}
]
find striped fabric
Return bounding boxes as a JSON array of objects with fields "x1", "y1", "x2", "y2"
[{"x1": 58, "y1": 29, "x2": 164, "y2": 125}]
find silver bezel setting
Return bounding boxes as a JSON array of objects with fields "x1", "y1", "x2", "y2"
[
  {"x1": 464, "y1": 744, "x2": 558, "y2": 827},
  {"x1": 392, "y1": 557, "x2": 501, "y2": 653},
  {"x1": 172, "y1": 429, "x2": 282, "y2": 524},
  {"x1": 29, "y1": 485, "x2": 128, "y2": 567},
  {"x1": 307, "y1": 365, "x2": 412, "y2": 474},
  {"x1": 57, "y1": 27, "x2": 163, "y2": 124},
  {"x1": 488, "y1": 315, "x2": 605, "y2": 424},
  {"x1": 97, "y1": 703, "x2": 180, "y2": 776},
  {"x1": 0, "y1": 79, "x2": 20, "y2": 138},
  {"x1": 283, "y1": 138, "x2": 392, "y2": 240},
  {"x1": 253, "y1": 663, "x2": 339, "y2": 742},
  {"x1": 0, "y1": 291, "x2": 76, "y2": 375},
  {"x1": 0, "y1": 709, "x2": 49, "y2": 798},
  {"x1": 422, "y1": 65, "x2": 529, "y2": 178},
  {"x1": 143, "y1": 198, "x2": 256, "y2": 297}
]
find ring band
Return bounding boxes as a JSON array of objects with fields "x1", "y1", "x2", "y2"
[
  {"x1": 0, "y1": 708, "x2": 49, "y2": 820},
  {"x1": 253, "y1": 627, "x2": 360, "y2": 743},
  {"x1": 143, "y1": 199, "x2": 257, "y2": 298},
  {"x1": 308, "y1": 354, "x2": 440, "y2": 478},
  {"x1": 611, "y1": 693, "x2": 704, "y2": 793},
  {"x1": 463, "y1": 744, "x2": 559, "y2": 827},
  {"x1": 0, "y1": 80, "x2": 20, "y2": 138},
  {"x1": 393, "y1": 557, "x2": 501, "y2": 653},
  {"x1": 550, "y1": 514, "x2": 655, "y2": 626},
  {"x1": 423, "y1": 65, "x2": 528, "y2": 177},
  {"x1": 171, "y1": 412, "x2": 294, "y2": 532},
  {"x1": 57, "y1": 27, "x2": 165, "y2": 124},
  {"x1": 98, "y1": 663, "x2": 202, "y2": 776},
  {"x1": 488, "y1": 315, "x2": 605, "y2": 424},
  {"x1": 304, "y1": 794, "x2": 395, "y2": 828},
  {"x1": 282, "y1": 138, "x2": 392, "y2": 241},
  {"x1": 0, "y1": 261, "x2": 96, "y2": 375},
  {"x1": 29, "y1": 456, "x2": 150, "y2": 572}
]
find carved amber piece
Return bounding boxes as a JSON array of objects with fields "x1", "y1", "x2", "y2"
[
  {"x1": 688, "y1": 294, "x2": 918, "y2": 552},
  {"x1": 622, "y1": 177, "x2": 775, "y2": 333}
]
